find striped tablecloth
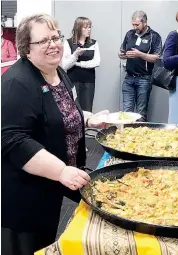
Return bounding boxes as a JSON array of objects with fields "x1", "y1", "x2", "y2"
[{"x1": 35, "y1": 153, "x2": 178, "y2": 255}]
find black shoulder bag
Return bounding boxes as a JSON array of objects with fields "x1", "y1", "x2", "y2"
[{"x1": 151, "y1": 31, "x2": 178, "y2": 90}]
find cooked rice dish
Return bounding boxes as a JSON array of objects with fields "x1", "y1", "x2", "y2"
[
  {"x1": 118, "y1": 112, "x2": 134, "y2": 120},
  {"x1": 93, "y1": 168, "x2": 178, "y2": 226},
  {"x1": 104, "y1": 127, "x2": 178, "y2": 157}
]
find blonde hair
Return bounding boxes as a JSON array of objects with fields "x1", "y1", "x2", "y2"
[
  {"x1": 16, "y1": 14, "x2": 59, "y2": 58},
  {"x1": 71, "y1": 17, "x2": 92, "y2": 44}
]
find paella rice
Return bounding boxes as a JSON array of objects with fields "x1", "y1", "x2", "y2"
[
  {"x1": 93, "y1": 168, "x2": 178, "y2": 226},
  {"x1": 104, "y1": 127, "x2": 178, "y2": 157},
  {"x1": 118, "y1": 111, "x2": 135, "y2": 120}
]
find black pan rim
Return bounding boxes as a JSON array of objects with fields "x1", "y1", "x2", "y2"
[
  {"x1": 95, "y1": 123, "x2": 178, "y2": 160},
  {"x1": 81, "y1": 194, "x2": 178, "y2": 231},
  {"x1": 99, "y1": 143, "x2": 178, "y2": 160},
  {"x1": 80, "y1": 160, "x2": 178, "y2": 235}
]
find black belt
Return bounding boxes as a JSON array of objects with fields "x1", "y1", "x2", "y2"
[{"x1": 127, "y1": 72, "x2": 150, "y2": 78}]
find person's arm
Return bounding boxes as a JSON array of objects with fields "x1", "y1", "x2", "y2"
[
  {"x1": 23, "y1": 148, "x2": 90, "y2": 189},
  {"x1": 126, "y1": 49, "x2": 159, "y2": 63},
  {"x1": 83, "y1": 111, "x2": 94, "y2": 126},
  {"x1": 84, "y1": 110, "x2": 110, "y2": 128},
  {"x1": 140, "y1": 34, "x2": 162, "y2": 63},
  {"x1": 7, "y1": 41, "x2": 17, "y2": 61},
  {"x1": 126, "y1": 33, "x2": 162, "y2": 63},
  {"x1": 138, "y1": 51, "x2": 159, "y2": 63},
  {"x1": 76, "y1": 41, "x2": 101, "y2": 68},
  {"x1": 2, "y1": 78, "x2": 44, "y2": 169},
  {"x1": 23, "y1": 149, "x2": 65, "y2": 180},
  {"x1": 119, "y1": 33, "x2": 128, "y2": 60},
  {"x1": 2, "y1": 40, "x2": 17, "y2": 62},
  {"x1": 1, "y1": 78, "x2": 90, "y2": 189},
  {"x1": 163, "y1": 31, "x2": 178, "y2": 70},
  {"x1": 60, "y1": 40, "x2": 85, "y2": 71},
  {"x1": 60, "y1": 40, "x2": 78, "y2": 71}
]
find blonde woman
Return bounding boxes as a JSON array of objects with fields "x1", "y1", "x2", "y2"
[{"x1": 61, "y1": 17, "x2": 101, "y2": 112}]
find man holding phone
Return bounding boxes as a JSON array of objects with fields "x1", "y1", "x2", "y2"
[{"x1": 119, "y1": 10, "x2": 162, "y2": 122}]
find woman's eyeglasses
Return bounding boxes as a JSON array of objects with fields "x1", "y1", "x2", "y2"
[
  {"x1": 30, "y1": 35, "x2": 64, "y2": 48},
  {"x1": 83, "y1": 26, "x2": 92, "y2": 29}
]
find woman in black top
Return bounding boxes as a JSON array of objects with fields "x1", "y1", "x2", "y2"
[
  {"x1": 61, "y1": 17, "x2": 101, "y2": 112},
  {"x1": 1, "y1": 14, "x2": 106, "y2": 255}
]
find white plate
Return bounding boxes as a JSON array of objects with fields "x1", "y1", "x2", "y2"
[{"x1": 104, "y1": 112, "x2": 142, "y2": 124}]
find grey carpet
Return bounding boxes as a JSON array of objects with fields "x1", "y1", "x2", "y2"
[{"x1": 56, "y1": 137, "x2": 104, "y2": 238}]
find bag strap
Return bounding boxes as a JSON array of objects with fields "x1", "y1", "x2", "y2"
[{"x1": 160, "y1": 44, "x2": 165, "y2": 56}]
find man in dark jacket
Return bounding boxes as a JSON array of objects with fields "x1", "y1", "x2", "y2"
[{"x1": 119, "y1": 10, "x2": 162, "y2": 121}]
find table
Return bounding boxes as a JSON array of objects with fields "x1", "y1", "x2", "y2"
[{"x1": 35, "y1": 153, "x2": 178, "y2": 255}]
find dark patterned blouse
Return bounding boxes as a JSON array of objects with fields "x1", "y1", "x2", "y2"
[{"x1": 49, "y1": 82, "x2": 83, "y2": 166}]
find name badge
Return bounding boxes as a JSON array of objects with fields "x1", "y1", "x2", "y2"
[
  {"x1": 135, "y1": 37, "x2": 142, "y2": 46},
  {"x1": 72, "y1": 86, "x2": 77, "y2": 101},
  {"x1": 41, "y1": 85, "x2": 49, "y2": 93},
  {"x1": 142, "y1": 39, "x2": 148, "y2": 44}
]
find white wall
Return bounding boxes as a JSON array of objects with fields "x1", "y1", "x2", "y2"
[
  {"x1": 16, "y1": 0, "x2": 53, "y2": 59},
  {"x1": 17, "y1": 0, "x2": 52, "y2": 25}
]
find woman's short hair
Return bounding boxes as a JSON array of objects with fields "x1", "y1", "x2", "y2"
[
  {"x1": 176, "y1": 12, "x2": 178, "y2": 22},
  {"x1": 71, "y1": 17, "x2": 92, "y2": 44},
  {"x1": 16, "y1": 14, "x2": 59, "y2": 58}
]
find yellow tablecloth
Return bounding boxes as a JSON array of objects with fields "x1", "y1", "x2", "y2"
[{"x1": 35, "y1": 200, "x2": 178, "y2": 255}]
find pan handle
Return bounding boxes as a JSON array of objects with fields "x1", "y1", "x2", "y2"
[
  {"x1": 85, "y1": 128, "x2": 96, "y2": 138},
  {"x1": 80, "y1": 166, "x2": 94, "y2": 172},
  {"x1": 85, "y1": 128, "x2": 105, "y2": 138}
]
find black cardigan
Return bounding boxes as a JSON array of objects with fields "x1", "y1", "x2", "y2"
[{"x1": 1, "y1": 58, "x2": 86, "y2": 231}]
